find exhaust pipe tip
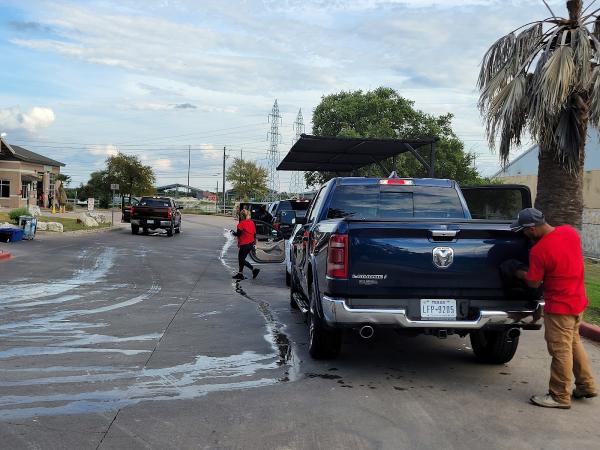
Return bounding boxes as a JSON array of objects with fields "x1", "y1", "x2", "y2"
[
  {"x1": 359, "y1": 325, "x2": 374, "y2": 339},
  {"x1": 507, "y1": 328, "x2": 521, "y2": 340}
]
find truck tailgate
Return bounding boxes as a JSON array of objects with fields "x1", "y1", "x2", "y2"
[
  {"x1": 344, "y1": 221, "x2": 529, "y2": 300},
  {"x1": 134, "y1": 206, "x2": 170, "y2": 219}
]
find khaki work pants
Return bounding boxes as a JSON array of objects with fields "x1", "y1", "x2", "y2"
[{"x1": 544, "y1": 312, "x2": 597, "y2": 405}]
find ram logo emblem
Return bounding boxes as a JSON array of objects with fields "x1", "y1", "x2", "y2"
[{"x1": 432, "y1": 247, "x2": 454, "y2": 269}]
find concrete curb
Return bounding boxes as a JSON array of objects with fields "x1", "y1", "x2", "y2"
[
  {"x1": 580, "y1": 321, "x2": 600, "y2": 342},
  {"x1": 0, "y1": 251, "x2": 11, "y2": 261}
]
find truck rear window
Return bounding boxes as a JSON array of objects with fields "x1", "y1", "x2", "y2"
[
  {"x1": 139, "y1": 199, "x2": 170, "y2": 207},
  {"x1": 327, "y1": 185, "x2": 465, "y2": 220}
]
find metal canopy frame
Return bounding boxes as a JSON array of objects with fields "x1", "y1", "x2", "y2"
[{"x1": 277, "y1": 134, "x2": 438, "y2": 177}]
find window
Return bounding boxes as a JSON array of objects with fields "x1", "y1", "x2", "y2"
[
  {"x1": 21, "y1": 183, "x2": 29, "y2": 199},
  {"x1": 0, "y1": 180, "x2": 9, "y2": 198},
  {"x1": 327, "y1": 185, "x2": 465, "y2": 220},
  {"x1": 139, "y1": 198, "x2": 170, "y2": 207},
  {"x1": 307, "y1": 187, "x2": 327, "y2": 223},
  {"x1": 49, "y1": 173, "x2": 56, "y2": 200}
]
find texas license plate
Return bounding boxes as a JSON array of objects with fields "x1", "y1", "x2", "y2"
[{"x1": 420, "y1": 299, "x2": 457, "y2": 320}]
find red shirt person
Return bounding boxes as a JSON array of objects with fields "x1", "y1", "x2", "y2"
[
  {"x1": 230, "y1": 209, "x2": 259, "y2": 280},
  {"x1": 513, "y1": 208, "x2": 597, "y2": 409}
]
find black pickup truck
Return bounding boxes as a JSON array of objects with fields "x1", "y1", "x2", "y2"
[
  {"x1": 251, "y1": 177, "x2": 543, "y2": 363},
  {"x1": 130, "y1": 196, "x2": 182, "y2": 236}
]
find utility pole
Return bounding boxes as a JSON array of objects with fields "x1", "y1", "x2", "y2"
[
  {"x1": 222, "y1": 146, "x2": 226, "y2": 213},
  {"x1": 267, "y1": 99, "x2": 281, "y2": 201},
  {"x1": 289, "y1": 108, "x2": 305, "y2": 197},
  {"x1": 216, "y1": 181, "x2": 219, "y2": 214},
  {"x1": 187, "y1": 145, "x2": 191, "y2": 196}
]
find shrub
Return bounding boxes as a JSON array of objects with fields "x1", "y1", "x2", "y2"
[
  {"x1": 9, "y1": 207, "x2": 29, "y2": 224},
  {"x1": 65, "y1": 203, "x2": 74, "y2": 212}
]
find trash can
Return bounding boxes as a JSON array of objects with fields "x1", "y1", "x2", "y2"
[{"x1": 19, "y1": 215, "x2": 37, "y2": 240}]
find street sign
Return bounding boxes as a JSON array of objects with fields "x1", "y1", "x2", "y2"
[
  {"x1": 87, "y1": 198, "x2": 95, "y2": 211},
  {"x1": 110, "y1": 184, "x2": 119, "y2": 191}
]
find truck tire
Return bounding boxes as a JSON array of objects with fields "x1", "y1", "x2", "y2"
[
  {"x1": 131, "y1": 225, "x2": 139, "y2": 234},
  {"x1": 167, "y1": 223, "x2": 174, "y2": 237},
  {"x1": 470, "y1": 329, "x2": 519, "y2": 364},
  {"x1": 308, "y1": 312, "x2": 342, "y2": 359},
  {"x1": 142, "y1": 227, "x2": 149, "y2": 235},
  {"x1": 175, "y1": 221, "x2": 181, "y2": 234}
]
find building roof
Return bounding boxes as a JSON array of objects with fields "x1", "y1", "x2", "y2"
[
  {"x1": 0, "y1": 139, "x2": 65, "y2": 167},
  {"x1": 277, "y1": 134, "x2": 438, "y2": 174},
  {"x1": 494, "y1": 128, "x2": 600, "y2": 177}
]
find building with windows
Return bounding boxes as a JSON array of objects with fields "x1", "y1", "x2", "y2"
[
  {"x1": 0, "y1": 136, "x2": 65, "y2": 209},
  {"x1": 494, "y1": 128, "x2": 600, "y2": 257}
]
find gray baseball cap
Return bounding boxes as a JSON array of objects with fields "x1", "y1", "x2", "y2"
[{"x1": 511, "y1": 208, "x2": 546, "y2": 232}]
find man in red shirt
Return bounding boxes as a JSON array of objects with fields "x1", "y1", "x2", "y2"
[
  {"x1": 231, "y1": 209, "x2": 260, "y2": 281},
  {"x1": 513, "y1": 208, "x2": 597, "y2": 409}
]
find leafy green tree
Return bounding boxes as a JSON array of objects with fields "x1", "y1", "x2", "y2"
[
  {"x1": 80, "y1": 170, "x2": 111, "y2": 208},
  {"x1": 106, "y1": 154, "x2": 155, "y2": 202},
  {"x1": 226, "y1": 158, "x2": 268, "y2": 200},
  {"x1": 306, "y1": 87, "x2": 484, "y2": 187},
  {"x1": 478, "y1": 0, "x2": 600, "y2": 229}
]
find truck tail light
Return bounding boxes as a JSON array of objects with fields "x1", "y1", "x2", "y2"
[
  {"x1": 327, "y1": 234, "x2": 348, "y2": 279},
  {"x1": 273, "y1": 223, "x2": 280, "y2": 230},
  {"x1": 130, "y1": 206, "x2": 135, "y2": 216},
  {"x1": 167, "y1": 207, "x2": 172, "y2": 219},
  {"x1": 379, "y1": 179, "x2": 414, "y2": 185}
]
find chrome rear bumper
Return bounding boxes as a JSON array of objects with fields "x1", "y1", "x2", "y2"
[{"x1": 321, "y1": 296, "x2": 544, "y2": 329}]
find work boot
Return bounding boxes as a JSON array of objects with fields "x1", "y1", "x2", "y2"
[
  {"x1": 530, "y1": 394, "x2": 570, "y2": 409},
  {"x1": 572, "y1": 388, "x2": 598, "y2": 399},
  {"x1": 252, "y1": 268, "x2": 260, "y2": 279}
]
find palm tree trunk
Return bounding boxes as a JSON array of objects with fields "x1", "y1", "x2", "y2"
[{"x1": 535, "y1": 145, "x2": 585, "y2": 229}]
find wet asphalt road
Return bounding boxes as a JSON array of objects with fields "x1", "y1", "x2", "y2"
[{"x1": 1, "y1": 215, "x2": 600, "y2": 450}]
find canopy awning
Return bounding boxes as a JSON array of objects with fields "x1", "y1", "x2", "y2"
[{"x1": 277, "y1": 134, "x2": 438, "y2": 176}]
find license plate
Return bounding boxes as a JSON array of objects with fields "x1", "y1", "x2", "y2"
[{"x1": 420, "y1": 299, "x2": 457, "y2": 320}]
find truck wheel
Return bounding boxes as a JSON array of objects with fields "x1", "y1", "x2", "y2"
[
  {"x1": 142, "y1": 227, "x2": 149, "y2": 235},
  {"x1": 470, "y1": 329, "x2": 519, "y2": 364},
  {"x1": 308, "y1": 312, "x2": 342, "y2": 359},
  {"x1": 167, "y1": 224, "x2": 174, "y2": 237},
  {"x1": 131, "y1": 225, "x2": 139, "y2": 234},
  {"x1": 175, "y1": 221, "x2": 181, "y2": 234}
]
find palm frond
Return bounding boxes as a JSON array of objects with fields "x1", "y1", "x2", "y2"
[
  {"x1": 554, "y1": 98, "x2": 583, "y2": 174},
  {"x1": 478, "y1": 33, "x2": 516, "y2": 89},
  {"x1": 571, "y1": 27, "x2": 593, "y2": 88},
  {"x1": 590, "y1": 67, "x2": 600, "y2": 128},
  {"x1": 513, "y1": 23, "x2": 544, "y2": 71},
  {"x1": 541, "y1": 32, "x2": 576, "y2": 113}
]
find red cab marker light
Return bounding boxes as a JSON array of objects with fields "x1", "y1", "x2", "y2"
[{"x1": 380, "y1": 179, "x2": 414, "y2": 185}]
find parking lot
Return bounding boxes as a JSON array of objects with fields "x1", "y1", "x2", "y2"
[{"x1": 1, "y1": 214, "x2": 600, "y2": 450}]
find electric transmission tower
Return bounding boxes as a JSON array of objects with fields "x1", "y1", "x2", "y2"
[
  {"x1": 266, "y1": 99, "x2": 281, "y2": 201},
  {"x1": 289, "y1": 109, "x2": 305, "y2": 196}
]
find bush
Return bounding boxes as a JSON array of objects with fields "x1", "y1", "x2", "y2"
[
  {"x1": 65, "y1": 203, "x2": 74, "y2": 212},
  {"x1": 9, "y1": 207, "x2": 29, "y2": 224}
]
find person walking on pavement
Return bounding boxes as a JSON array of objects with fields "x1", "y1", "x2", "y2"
[
  {"x1": 512, "y1": 208, "x2": 597, "y2": 409},
  {"x1": 230, "y1": 209, "x2": 260, "y2": 281}
]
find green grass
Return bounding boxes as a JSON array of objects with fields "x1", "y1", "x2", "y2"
[
  {"x1": 585, "y1": 260, "x2": 600, "y2": 326},
  {"x1": 0, "y1": 212, "x2": 111, "y2": 232}
]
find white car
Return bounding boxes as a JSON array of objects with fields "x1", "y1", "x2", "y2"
[{"x1": 285, "y1": 224, "x2": 303, "y2": 286}]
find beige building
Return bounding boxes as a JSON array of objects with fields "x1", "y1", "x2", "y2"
[
  {"x1": 494, "y1": 130, "x2": 600, "y2": 258},
  {"x1": 0, "y1": 136, "x2": 64, "y2": 209}
]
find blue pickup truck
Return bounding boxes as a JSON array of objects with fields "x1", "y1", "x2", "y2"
[{"x1": 270, "y1": 177, "x2": 542, "y2": 363}]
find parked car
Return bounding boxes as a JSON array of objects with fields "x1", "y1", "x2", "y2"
[
  {"x1": 284, "y1": 224, "x2": 303, "y2": 286},
  {"x1": 250, "y1": 177, "x2": 543, "y2": 362},
  {"x1": 269, "y1": 199, "x2": 311, "y2": 235},
  {"x1": 121, "y1": 197, "x2": 140, "y2": 223},
  {"x1": 130, "y1": 196, "x2": 182, "y2": 236}
]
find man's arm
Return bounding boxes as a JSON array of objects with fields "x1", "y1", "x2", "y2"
[{"x1": 515, "y1": 270, "x2": 542, "y2": 288}]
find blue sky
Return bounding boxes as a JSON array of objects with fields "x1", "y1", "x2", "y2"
[{"x1": 0, "y1": 0, "x2": 572, "y2": 190}]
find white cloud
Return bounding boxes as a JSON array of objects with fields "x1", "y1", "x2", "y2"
[
  {"x1": 88, "y1": 144, "x2": 119, "y2": 157},
  {"x1": 0, "y1": 106, "x2": 55, "y2": 133},
  {"x1": 154, "y1": 158, "x2": 172, "y2": 169}
]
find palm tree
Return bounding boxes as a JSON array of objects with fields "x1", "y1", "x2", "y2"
[{"x1": 478, "y1": 0, "x2": 600, "y2": 229}]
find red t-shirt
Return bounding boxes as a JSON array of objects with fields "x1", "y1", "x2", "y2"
[
  {"x1": 526, "y1": 225, "x2": 588, "y2": 315},
  {"x1": 236, "y1": 219, "x2": 256, "y2": 247}
]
